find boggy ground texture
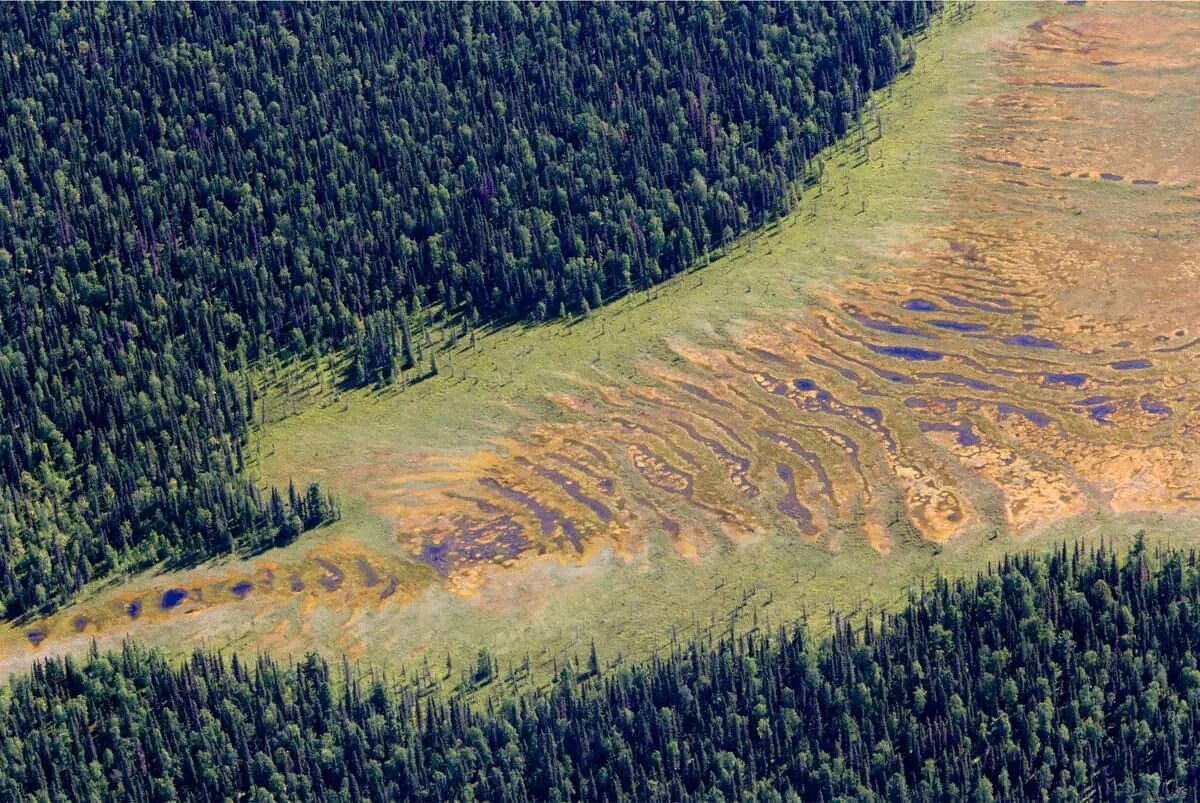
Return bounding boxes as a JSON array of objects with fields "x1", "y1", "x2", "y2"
[{"x1": 5, "y1": 2, "x2": 1200, "y2": 678}]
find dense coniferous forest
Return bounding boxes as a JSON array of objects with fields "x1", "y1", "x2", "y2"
[
  {"x1": 0, "y1": 3, "x2": 935, "y2": 617},
  {"x1": 0, "y1": 540, "x2": 1196, "y2": 801}
]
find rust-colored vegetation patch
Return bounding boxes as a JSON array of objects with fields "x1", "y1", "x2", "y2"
[
  {"x1": 361, "y1": 2, "x2": 1200, "y2": 581},
  {"x1": 10, "y1": 536, "x2": 429, "y2": 662}
]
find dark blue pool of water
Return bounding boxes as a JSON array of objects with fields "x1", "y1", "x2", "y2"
[
  {"x1": 927, "y1": 373, "x2": 1002, "y2": 392},
  {"x1": 421, "y1": 541, "x2": 453, "y2": 575},
  {"x1": 231, "y1": 581, "x2": 253, "y2": 599},
  {"x1": 882, "y1": 372, "x2": 915, "y2": 385},
  {"x1": 931, "y1": 320, "x2": 987, "y2": 333},
  {"x1": 861, "y1": 364, "x2": 915, "y2": 384},
  {"x1": 1003, "y1": 335, "x2": 1060, "y2": 349},
  {"x1": 793, "y1": 379, "x2": 817, "y2": 392},
  {"x1": 1111, "y1": 359, "x2": 1151, "y2": 370},
  {"x1": 1044, "y1": 373, "x2": 1088, "y2": 388},
  {"x1": 1089, "y1": 403, "x2": 1116, "y2": 424},
  {"x1": 857, "y1": 406, "x2": 884, "y2": 424},
  {"x1": 1140, "y1": 396, "x2": 1172, "y2": 416},
  {"x1": 851, "y1": 313, "x2": 931, "y2": 339},
  {"x1": 870, "y1": 345, "x2": 943, "y2": 362},
  {"x1": 919, "y1": 420, "x2": 981, "y2": 448},
  {"x1": 160, "y1": 588, "x2": 188, "y2": 609},
  {"x1": 127, "y1": 601, "x2": 142, "y2": 619},
  {"x1": 901, "y1": 299, "x2": 939, "y2": 312}
]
